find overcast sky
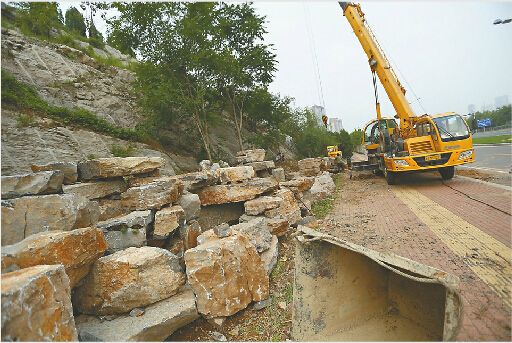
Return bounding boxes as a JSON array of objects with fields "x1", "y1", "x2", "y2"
[{"x1": 61, "y1": 1, "x2": 512, "y2": 132}]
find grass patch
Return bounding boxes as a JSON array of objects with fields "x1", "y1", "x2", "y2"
[
  {"x1": 111, "y1": 144, "x2": 137, "y2": 157},
  {"x1": 270, "y1": 259, "x2": 284, "y2": 280},
  {"x1": 16, "y1": 113, "x2": 36, "y2": 127},
  {"x1": 2, "y1": 70, "x2": 148, "y2": 143},
  {"x1": 311, "y1": 173, "x2": 342, "y2": 219},
  {"x1": 473, "y1": 134, "x2": 512, "y2": 145}
]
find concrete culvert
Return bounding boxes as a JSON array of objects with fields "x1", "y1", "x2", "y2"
[{"x1": 292, "y1": 226, "x2": 463, "y2": 341}]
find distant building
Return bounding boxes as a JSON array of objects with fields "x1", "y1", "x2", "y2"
[
  {"x1": 328, "y1": 117, "x2": 344, "y2": 132},
  {"x1": 495, "y1": 95, "x2": 510, "y2": 109},
  {"x1": 467, "y1": 104, "x2": 476, "y2": 114},
  {"x1": 310, "y1": 105, "x2": 326, "y2": 126}
]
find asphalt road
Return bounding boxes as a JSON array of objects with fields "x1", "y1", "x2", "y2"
[
  {"x1": 462, "y1": 144, "x2": 512, "y2": 173},
  {"x1": 472, "y1": 127, "x2": 511, "y2": 138}
]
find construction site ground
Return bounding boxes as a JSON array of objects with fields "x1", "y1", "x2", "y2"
[{"x1": 171, "y1": 168, "x2": 511, "y2": 342}]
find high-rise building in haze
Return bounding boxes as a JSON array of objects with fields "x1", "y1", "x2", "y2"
[
  {"x1": 328, "y1": 118, "x2": 344, "y2": 132},
  {"x1": 495, "y1": 95, "x2": 510, "y2": 108},
  {"x1": 310, "y1": 105, "x2": 326, "y2": 126},
  {"x1": 468, "y1": 104, "x2": 476, "y2": 114}
]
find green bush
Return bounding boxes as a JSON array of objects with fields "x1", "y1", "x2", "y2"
[
  {"x1": 16, "y1": 113, "x2": 36, "y2": 127},
  {"x1": 111, "y1": 144, "x2": 136, "y2": 157},
  {"x1": 64, "y1": 7, "x2": 86, "y2": 37}
]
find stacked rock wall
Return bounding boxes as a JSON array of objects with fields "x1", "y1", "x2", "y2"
[{"x1": 1, "y1": 150, "x2": 336, "y2": 341}]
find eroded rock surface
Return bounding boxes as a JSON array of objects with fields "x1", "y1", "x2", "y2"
[
  {"x1": 31, "y1": 162, "x2": 78, "y2": 185},
  {"x1": 73, "y1": 247, "x2": 185, "y2": 315},
  {"x1": 1, "y1": 265, "x2": 78, "y2": 341},
  {"x1": 265, "y1": 188, "x2": 301, "y2": 226},
  {"x1": 297, "y1": 157, "x2": 326, "y2": 177},
  {"x1": 62, "y1": 178, "x2": 127, "y2": 200},
  {"x1": 304, "y1": 171, "x2": 336, "y2": 203},
  {"x1": 1, "y1": 171, "x2": 64, "y2": 199},
  {"x1": 260, "y1": 235, "x2": 279, "y2": 275},
  {"x1": 185, "y1": 233, "x2": 269, "y2": 318},
  {"x1": 1, "y1": 227, "x2": 107, "y2": 287}
]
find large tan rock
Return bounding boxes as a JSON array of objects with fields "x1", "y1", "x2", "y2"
[
  {"x1": 78, "y1": 157, "x2": 163, "y2": 180},
  {"x1": 215, "y1": 166, "x2": 255, "y2": 184},
  {"x1": 73, "y1": 247, "x2": 185, "y2": 315},
  {"x1": 244, "y1": 160, "x2": 275, "y2": 172},
  {"x1": 303, "y1": 171, "x2": 336, "y2": 203},
  {"x1": 121, "y1": 178, "x2": 183, "y2": 210},
  {"x1": 154, "y1": 206, "x2": 185, "y2": 239},
  {"x1": 239, "y1": 215, "x2": 289, "y2": 237},
  {"x1": 1, "y1": 194, "x2": 100, "y2": 246},
  {"x1": 184, "y1": 234, "x2": 269, "y2": 318},
  {"x1": 1, "y1": 227, "x2": 107, "y2": 287},
  {"x1": 96, "y1": 210, "x2": 153, "y2": 253},
  {"x1": 260, "y1": 235, "x2": 279, "y2": 275},
  {"x1": 236, "y1": 149, "x2": 266, "y2": 164},
  {"x1": 75, "y1": 287, "x2": 199, "y2": 341},
  {"x1": 1, "y1": 171, "x2": 64, "y2": 199},
  {"x1": 271, "y1": 167, "x2": 285, "y2": 182},
  {"x1": 31, "y1": 162, "x2": 78, "y2": 185},
  {"x1": 175, "y1": 171, "x2": 218, "y2": 192},
  {"x1": 97, "y1": 198, "x2": 131, "y2": 221},
  {"x1": 244, "y1": 196, "x2": 283, "y2": 216},
  {"x1": 198, "y1": 178, "x2": 278, "y2": 206},
  {"x1": 265, "y1": 188, "x2": 302, "y2": 226},
  {"x1": 62, "y1": 179, "x2": 127, "y2": 200},
  {"x1": 231, "y1": 218, "x2": 273, "y2": 253},
  {"x1": 180, "y1": 219, "x2": 202, "y2": 250},
  {"x1": 297, "y1": 157, "x2": 326, "y2": 176},
  {"x1": 177, "y1": 192, "x2": 201, "y2": 220},
  {"x1": 280, "y1": 176, "x2": 315, "y2": 193},
  {"x1": 1, "y1": 265, "x2": 78, "y2": 341}
]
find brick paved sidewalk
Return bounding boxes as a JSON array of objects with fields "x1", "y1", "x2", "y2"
[{"x1": 323, "y1": 172, "x2": 512, "y2": 341}]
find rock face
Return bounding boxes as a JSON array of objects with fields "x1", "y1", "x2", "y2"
[
  {"x1": 73, "y1": 247, "x2": 185, "y2": 315},
  {"x1": 244, "y1": 196, "x2": 283, "y2": 216},
  {"x1": 198, "y1": 178, "x2": 278, "y2": 206},
  {"x1": 177, "y1": 192, "x2": 201, "y2": 220},
  {"x1": 298, "y1": 157, "x2": 326, "y2": 177},
  {"x1": 260, "y1": 235, "x2": 279, "y2": 275},
  {"x1": 236, "y1": 149, "x2": 266, "y2": 164},
  {"x1": 31, "y1": 162, "x2": 78, "y2": 185},
  {"x1": 154, "y1": 206, "x2": 185, "y2": 239},
  {"x1": 1, "y1": 171, "x2": 64, "y2": 199},
  {"x1": 1, "y1": 193, "x2": 99, "y2": 246},
  {"x1": 75, "y1": 287, "x2": 199, "y2": 341},
  {"x1": 184, "y1": 234, "x2": 269, "y2": 318},
  {"x1": 121, "y1": 178, "x2": 183, "y2": 210},
  {"x1": 62, "y1": 179, "x2": 127, "y2": 200},
  {"x1": 96, "y1": 210, "x2": 153, "y2": 253},
  {"x1": 1, "y1": 227, "x2": 107, "y2": 287},
  {"x1": 231, "y1": 218, "x2": 273, "y2": 253},
  {"x1": 1, "y1": 265, "x2": 78, "y2": 341},
  {"x1": 78, "y1": 157, "x2": 164, "y2": 180},
  {"x1": 304, "y1": 171, "x2": 336, "y2": 203},
  {"x1": 215, "y1": 166, "x2": 255, "y2": 184}
]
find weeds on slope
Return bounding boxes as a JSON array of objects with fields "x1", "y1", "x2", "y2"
[{"x1": 311, "y1": 173, "x2": 343, "y2": 219}]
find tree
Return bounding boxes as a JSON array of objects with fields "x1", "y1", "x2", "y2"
[
  {"x1": 64, "y1": 7, "x2": 86, "y2": 37},
  {"x1": 15, "y1": 2, "x2": 62, "y2": 37},
  {"x1": 350, "y1": 128, "x2": 363, "y2": 147}
]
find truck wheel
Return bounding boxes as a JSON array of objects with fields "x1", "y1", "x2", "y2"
[
  {"x1": 384, "y1": 167, "x2": 397, "y2": 185},
  {"x1": 439, "y1": 166, "x2": 455, "y2": 180}
]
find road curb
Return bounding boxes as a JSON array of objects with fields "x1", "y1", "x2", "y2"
[{"x1": 454, "y1": 175, "x2": 512, "y2": 191}]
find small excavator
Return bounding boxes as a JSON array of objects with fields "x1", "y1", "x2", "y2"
[{"x1": 339, "y1": 2, "x2": 475, "y2": 184}]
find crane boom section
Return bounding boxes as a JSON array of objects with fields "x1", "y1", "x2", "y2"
[{"x1": 340, "y1": 2, "x2": 416, "y2": 130}]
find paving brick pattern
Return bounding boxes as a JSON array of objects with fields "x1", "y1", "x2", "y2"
[{"x1": 322, "y1": 172, "x2": 511, "y2": 341}]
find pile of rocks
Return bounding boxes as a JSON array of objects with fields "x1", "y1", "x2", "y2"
[{"x1": 1, "y1": 150, "x2": 336, "y2": 341}]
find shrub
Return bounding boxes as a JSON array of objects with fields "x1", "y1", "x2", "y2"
[
  {"x1": 64, "y1": 7, "x2": 86, "y2": 37},
  {"x1": 16, "y1": 113, "x2": 36, "y2": 127},
  {"x1": 111, "y1": 144, "x2": 136, "y2": 157}
]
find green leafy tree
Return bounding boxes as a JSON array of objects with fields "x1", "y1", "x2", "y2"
[
  {"x1": 64, "y1": 7, "x2": 86, "y2": 37},
  {"x1": 15, "y1": 2, "x2": 63, "y2": 37},
  {"x1": 336, "y1": 129, "x2": 354, "y2": 158},
  {"x1": 350, "y1": 128, "x2": 363, "y2": 147}
]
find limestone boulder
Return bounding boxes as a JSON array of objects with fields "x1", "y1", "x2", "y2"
[
  {"x1": 244, "y1": 196, "x2": 283, "y2": 216},
  {"x1": 31, "y1": 162, "x2": 78, "y2": 185},
  {"x1": 78, "y1": 157, "x2": 163, "y2": 180},
  {"x1": 176, "y1": 171, "x2": 217, "y2": 192},
  {"x1": 231, "y1": 218, "x2": 273, "y2": 253},
  {"x1": 271, "y1": 167, "x2": 285, "y2": 182},
  {"x1": 177, "y1": 192, "x2": 201, "y2": 220},
  {"x1": 97, "y1": 198, "x2": 131, "y2": 221},
  {"x1": 62, "y1": 179, "x2": 127, "y2": 200},
  {"x1": 96, "y1": 210, "x2": 153, "y2": 254},
  {"x1": 75, "y1": 287, "x2": 199, "y2": 342},
  {"x1": 215, "y1": 166, "x2": 255, "y2": 184},
  {"x1": 154, "y1": 206, "x2": 185, "y2": 239},
  {"x1": 1, "y1": 194, "x2": 100, "y2": 246},
  {"x1": 180, "y1": 219, "x2": 202, "y2": 250},
  {"x1": 260, "y1": 235, "x2": 279, "y2": 275},
  {"x1": 244, "y1": 160, "x2": 275, "y2": 172},
  {"x1": 236, "y1": 149, "x2": 266, "y2": 164},
  {"x1": 239, "y1": 215, "x2": 289, "y2": 237},
  {"x1": 280, "y1": 176, "x2": 315, "y2": 193},
  {"x1": 198, "y1": 177, "x2": 278, "y2": 206},
  {"x1": 265, "y1": 188, "x2": 302, "y2": 226},
  {"x1": 73, "y1": 247, "x2": 185, "y2": 315},
  {"x1": 297, "y1": 157, "x2": 326, "y2": 176},
  {"x1": 304, "y1": 171, "x2": 336, "y2": 203},
  {"x1": 196, "y1": 229, "x2": 220, "y2": 246},
  {"x1": 213, "y1": 223, "x2": 232, "y2": 238},
  {"x1": 1, "y1": 171, "x2": 64, "y2": 199},
  {"x1": 184, "y1": 233, "x2": 269, "y2": 318},
  {"x1": 1, "y1": 265, "x2": 78, "y2": 341},
  {"x1": 121, "y1": 178, "x2": 183, "y2": 210},
  {"x1": 1, "y1": 227, "x2": 107, "y2": 287}
]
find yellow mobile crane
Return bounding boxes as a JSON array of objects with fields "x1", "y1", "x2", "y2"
[{"x1": 340, "y1": 2, "x2": 474, "y2": 184}]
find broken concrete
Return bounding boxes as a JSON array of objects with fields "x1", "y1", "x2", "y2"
[
  {"x1": 1, "y1": 170, "x2": 64, "y2": 199},
  {"x1": 31, "y1": 161, "x2": 78, "y2": 185},
  {"x1": 1, "y1": 227, "x2": 107, "y2": 287},
  {"x1": 62, "y1": 178, "x2": 127, "y2": 200},
  {"x1": 198, "y1": 177, "x2": 278, "y2": 206},
  {"x1": 73, "y1": 247, "x2": 185, "y2": 315},
  {"x1": 78, "y1": 157, "x2": 164, "y2": 180}
]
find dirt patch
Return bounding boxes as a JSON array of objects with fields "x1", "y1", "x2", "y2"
[
  {"x1": 168, "y1": 231, "x2": 296, "y2": 342},
  {"x1": 457, "y1": 168, "x2": 496, "y2": 182}
]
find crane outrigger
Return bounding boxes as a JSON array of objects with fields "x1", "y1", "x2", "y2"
[{"x1": 340, "y1": 2, "x2": 474, "y2": 184}]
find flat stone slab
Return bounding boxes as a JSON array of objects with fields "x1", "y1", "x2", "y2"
[
  {"x1": 75, "y1": 287, "x2": 199, "y2": 341},
  {"x1": 215, "y1": 166, "x2": 255, "y2": 184},
  {"x1": 62, "y1": 178, "x2": 127, "y2": 200},
  {"x1": 1, "y1": 265, "x2": 78, "y2": 341},
  {"x1": 245, "y1": 160, "x2": 275, "y2": 172},
  {"x1": 1, "y1": 170, "x2": 64, "y2": 199},
  {"x1": 198, "y1": 178, "x2": 278, "y2": 206},
  {"x1": 244, "y1": 196, "x2": 283, "y2": 216},
  {"x1": 78, "y1": 157, "x2": 164, "y2": 180},
  {"x1": 121, "y1": 178, "x2": 183, "y2": 210},
  {"x1": 154, "y1": 206, "x2": 185, "y2": 239},
  {"x1": 31, "y1": 162, "x2": 78, "y2": 185},
  {"x1": 236, "y1": 149, "x2": 266, "y2": 164}
]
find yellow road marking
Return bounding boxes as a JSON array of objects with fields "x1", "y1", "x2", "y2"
[{"x1": 393, "y1": 186, "x2": 512, "y2": 307}]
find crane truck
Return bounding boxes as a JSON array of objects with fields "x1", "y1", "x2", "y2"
[{"x1": 339, "y1": 2, "x2": 474, "y2": 184}]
